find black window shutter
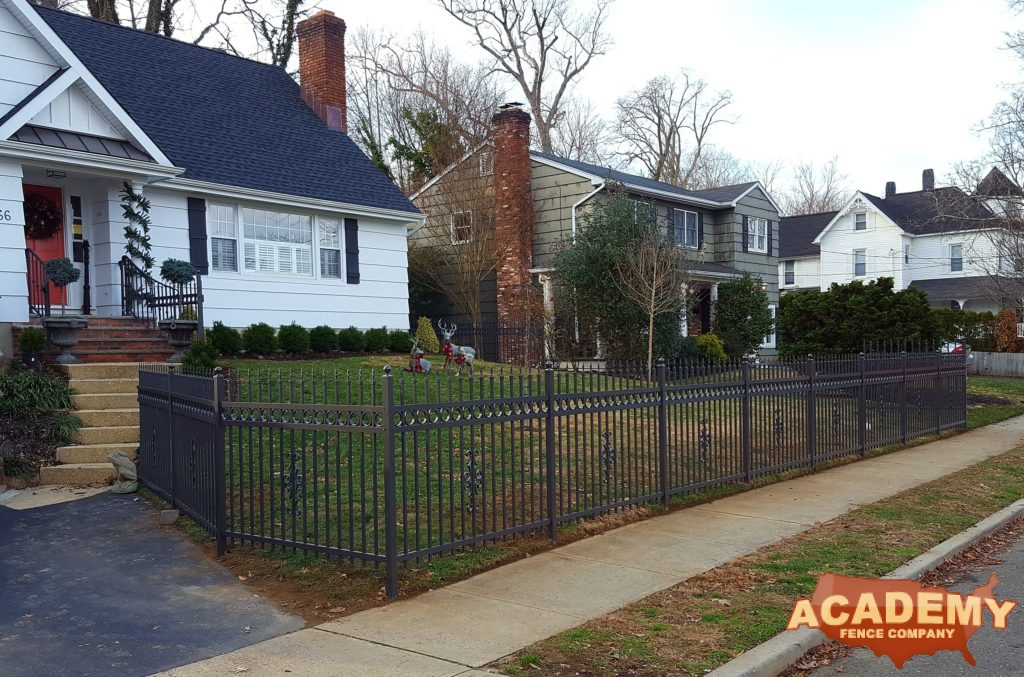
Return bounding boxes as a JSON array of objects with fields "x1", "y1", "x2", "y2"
[
  {"x1": 344, "y1": 217, "x2": 360, "y2": 284},
  {"x1": 187, "y1": 197, "x2": 208, "y2": 275},
  {"x1": 767, "y1": 220, "x2": 774, "y2": 256},
  {"x1": 697, "y1": 213, "x2": 705, "y2": 249},
  {"x1": 741, "y1": 215, "x2": 749, "y2": 253}
]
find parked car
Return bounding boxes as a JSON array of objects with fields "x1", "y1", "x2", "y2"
[{"x1": 938, "y1": 340, "x2": 974, "y2": 365}]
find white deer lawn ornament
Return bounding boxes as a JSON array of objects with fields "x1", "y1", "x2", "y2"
[{"x1": 437, "y1": 320, "x2": 476, "y2": 375}]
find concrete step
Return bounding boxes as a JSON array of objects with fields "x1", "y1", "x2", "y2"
[
  {"x1": 77, "y1": 408, "x2": 139, "y2": 427},
  {"x1": 74, "y1": 392, "x2": 138, "y2": 409},
  {"x1": 75, "y1": 425, "x2": 139, "y2": 445},
  {"x1": 70, "y1": 378, "x2": 137, "y2": 395},
  {"x1": 56, "y1": 362, "x2": 146, "y2": 380},
  {"x1": 39, "y1": 463, "x2": 116, "y2": 486},
  {"x1": 57, "y1": 443, "x2": 138, "y2": 464}
]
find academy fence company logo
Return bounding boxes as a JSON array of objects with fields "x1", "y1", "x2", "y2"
[{"x1": 786, "y1": 573, "x2": 1017, "y2": 668}]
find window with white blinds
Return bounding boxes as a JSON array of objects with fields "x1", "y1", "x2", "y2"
[
  {"x1": 210, "y1": 204, "x2": 237, "y2": 272},
  {"x1": 241, "y1": 208, "x2": 313, "y2": 276},
  {"x1": 319, "y1": 217, "x2": 343, "y2": 278}
]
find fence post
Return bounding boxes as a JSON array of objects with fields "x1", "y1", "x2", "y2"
[
  {"x1": 545, "y1": 362, "x2": 558, "y2": 543},
  {"x1": 212, "y1": 366, "x2": 227, "y2": 557},
  {"x1": 657, "y1": 357, "x2": 669, "y2": 506},
  {"x1": 807, "y1": 355, "x2": 816, "y2": 466},
  {"x1": 741, "y1": 360, "x2": 752, "y2": 483},
  {"x1": 167, "y1": 363, "x2": 177, "y2": 509},
  {"x1": 935, "y1": 355, "x2": 943, "y2": 436},
  {"x1": 382, "y1": 365, "x2": 399, "y2": 599},
  {"x1": 858, "y1": 353, "x2": 867, "y2": 457},
  {"x1": 900, "y1": 352, "x2": 908, "y2": 445}
]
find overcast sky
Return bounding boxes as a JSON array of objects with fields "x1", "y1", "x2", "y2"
[{"x1": 328, "y1": 0, "x2": 1021, "y2": 194}]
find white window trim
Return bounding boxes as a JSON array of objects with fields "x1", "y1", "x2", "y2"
[
  {"x1": 479, "y1": 151, "x2": 494, "y2": 177},
  {"x1": 854, "y1": 212, "x2": 868, "y2": 231},
  {"x1": 748, "y1": 217, "x2": 768, "y2": 253},
  {"x1": 783, "y1": 260, "x2": 795, "y2": 286},
  {"x1": 206, "y1": 202, "x2": 347, "y2": 283},
  {"x1": 853, "y1": 249, "x2": 867, "y2": 277},
  {"x1": 672, "y1": 208, "x2": 699, "y2": 249},
  {"x1": 904, "y1": 243, "x2": 910, "y2": 265},
  {"x1": 950, "y1": 243, "x2": 964, "y2": 273},
  {"x1": 762, "y1": 304, "x2": 777, "y2": 348},
  {"x1": 450, "y1": 211, "x2": 473, "y2": 245},
  {"x1": 209, "y1": 202, "x2": 239, "y2": 273}
]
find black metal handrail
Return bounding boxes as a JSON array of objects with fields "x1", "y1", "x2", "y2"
[
  {"x1": 24, "y1": 248, "x2": 51, "y2": 317},
  {"x1": 119, "y1": 256, "x2": 199, "y2": 326}
]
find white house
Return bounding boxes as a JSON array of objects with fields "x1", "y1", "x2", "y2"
[
  {"x1": 0, "y1": 0, "x2": 421, "y2": 358},
  {"x1": 779, "y1": 169, "x2": 1008, "y2": 313}
]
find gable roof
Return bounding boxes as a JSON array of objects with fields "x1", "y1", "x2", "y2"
[
  {"x1": 975, "y1": 167, "x2": 1023, "y2": 198},
  {"x1": 859, "y1": 188, "x2": 993, "y2": 235},
  {"x1": 778, "y1": 211, "x2": 836, "y2": 259},
  {"x1": 32, "y1": 5, "x2": 418, "y2": 216},
  {"x1": 529, "y1": 150, "x2": 778, "y2": 211}
]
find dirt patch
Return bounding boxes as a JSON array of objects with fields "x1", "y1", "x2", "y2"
[{"x1": 968, "y1": 393, "x2": 1014, "y2": 406}]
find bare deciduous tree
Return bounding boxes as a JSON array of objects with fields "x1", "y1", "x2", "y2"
[
  {"x1": 614, "y1": 71, "x2": 734, "y2": 188},
  {"x1": 409, "y1": 158, "x2": 509, "y2": 332},
  {"x1": 782, "y1": 156, "x2": 850, "y2": 215},
  {"x1": 549, "y1": 96, "x2": 611, "y2": 164},
  {"x1": 438, "y1": 0, "x2": 613, "y2": 153},
  {"x1": 685, "y1": 146, "x2": 751, "y2": 190},
  {"x1": 614, "y1": 230, "x2": 692, "y2": 376}
]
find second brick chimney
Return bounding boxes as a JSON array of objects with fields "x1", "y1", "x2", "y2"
[
  {"x1": 922, "y1": 168, "x2": 935, "y2": 192},
  {"x1": 885, "y1": 181, "x2": 896, "y2": 198},
  {"x1": 492, "y1": 104, "x2": 536, "y2": 332},
  {"x1": 297, "y1": 10, "x2": 347, "y2": 132}
]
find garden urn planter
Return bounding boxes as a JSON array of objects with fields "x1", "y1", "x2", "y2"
[
  {"x1": 158, "y1": 319, "x2": 198, "y2": 363},
  {"x1": 41, "y1": 317, "x2": 88, "y2": 364}
]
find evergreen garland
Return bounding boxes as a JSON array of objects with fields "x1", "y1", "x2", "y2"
[{"x1": 120, "y1": 181, "x2": 155, "y2": 272}]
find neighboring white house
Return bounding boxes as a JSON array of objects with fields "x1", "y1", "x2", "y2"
[
  {"x1": 778, "y1": 169, "x2": 1010, "y2": 313},
  {"x1": 0, "y1": 0, "x2": 422, "y2": 356}
]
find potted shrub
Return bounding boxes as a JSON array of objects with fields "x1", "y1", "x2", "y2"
[
  {"x1": 157, "y1": 258, "x2": 200, "y2": 363},
  {"x1": 40, "y1": 258, "x2": 87, "y2": 364},
  {"x1": 18, "y1": 327, "x2": 46, "y2": 369}
]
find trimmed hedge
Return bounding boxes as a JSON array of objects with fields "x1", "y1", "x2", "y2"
[
  {"x1": 242, "y1": 322, "x2": 277, "y2": 354},
  {"x1": 388, "y1": 329, "x2": 411, "y2": 353},
  {"x1": 309, "y1": 325, "x2": 337, "y2": 352},
  {"x1": 337, "y1": 326, "x2": 366, "y2": 352},
  {"x1": 364, "y1": 328, "x2": 390, "y2": 352},
  {"x1": 208, "y1": 322, "x2": 242, "y2": 356},
  {"x1": 278, "y1": 323, "x2": 311, "y2": 354}
]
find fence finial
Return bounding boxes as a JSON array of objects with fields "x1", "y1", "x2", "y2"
[
  {"x1": 544, "y1": 360, "x2": 553, "y2": 370},
  {"x1": 383, "y1": 364, "x2": 393, "y2": 376},
  {"x1": 656, "y1": 356, "x2": 666, "y2": 367}
]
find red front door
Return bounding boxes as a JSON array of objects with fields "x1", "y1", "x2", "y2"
[{"x1": 23, "y1": 184, "x2": 67, "y2": 306}]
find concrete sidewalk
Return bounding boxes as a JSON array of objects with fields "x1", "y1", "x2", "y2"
[{"x1": 158, "y1": 416, "x2": 1024, "y2": 677}]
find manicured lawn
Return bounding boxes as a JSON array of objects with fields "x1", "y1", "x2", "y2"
[{"x1": 967, "y1": 376, "x2": 1024, "y2": 428}]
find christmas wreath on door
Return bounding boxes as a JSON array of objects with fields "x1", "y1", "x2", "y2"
[{"x1": 24, "y1": 192, "x2": 63, "y2": 240}]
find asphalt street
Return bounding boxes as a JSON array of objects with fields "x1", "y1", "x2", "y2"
[{"x1": 809, "y1": 530, "x2": 1024, "y2": 676}]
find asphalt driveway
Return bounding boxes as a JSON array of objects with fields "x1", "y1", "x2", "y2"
[{"x1": 0, "y1": 492, "x2": 303, "y2": 676}]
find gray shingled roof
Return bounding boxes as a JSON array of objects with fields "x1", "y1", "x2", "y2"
[
  {"x1": 33, "y1": 6, "x2": 419, "y2": 215},
  {"x1": 778, "y1": 211, "x2": 836, "y2": 259},
  {"x1": 909, "y1": 276, "x2": 1003, "y2": 300},
  {"x1": 861, "y1": 188, "x2": 992, "y2": 235},
  {"x1": 530, "y1": 151, "x2": 758, "y2": 207}
]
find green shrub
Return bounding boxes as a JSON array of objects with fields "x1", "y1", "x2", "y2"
[
  {"x1": 242, "y1": 322, "x2": 277, "y2": 354},
  {"x1": 337, "y1": 326, "x2": 366, "y2": 352},
  {"x1": 364, "y1": 327, "x2": 390, "y2": 352},
  {"x1": 0, "y1": 368, "x2": 76, "y2": 418},
  {"x1": 182, "y1": 338, "x2": 220, "y2": 374},
  {"x1": 388, "y1": 329, "x2": 411, "y2": 353},
  {"x1": 159, "y1": 258, "x2": 199, "y2": 285},
  {"x1": 309, "y1": 325, "x2": 337, "y2": 352},
  {"x1": 278, "y1": 323, "x2": 311, "y2": 354},
  {"x1": 207, "y1": 322, "x2": 242, "y2": 355},
  {"x1": 18, "y1": 327, "x2": 46, "y2": 354},
  {"x1": 414, "y1": 316, "x2": 441, "y2": 353},
  {"x1": 696, "y1": 333, "x2": 728, "y2": 362},
  {"x1": 667, "y1": 336, "x2": 701, "y2": 362}
]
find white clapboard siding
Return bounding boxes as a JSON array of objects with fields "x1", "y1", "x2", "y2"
[
  {"x1": 29, "y1": 83, "x2": 123, "y2": 139},
  {"x1": 0, "y1": 5, "x2": 59, "y2": 116}
]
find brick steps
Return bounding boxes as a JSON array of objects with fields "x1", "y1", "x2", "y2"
[{"x1": 15, "y1": 316, "x2": 176, "y2": 364}]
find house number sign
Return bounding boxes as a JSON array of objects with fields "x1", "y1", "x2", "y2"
[{"x1": 0, "y1": 200, "x2": 22, "y2": 223}]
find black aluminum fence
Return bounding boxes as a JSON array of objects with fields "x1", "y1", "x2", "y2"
[{"x1": 137, "y1": 353, "x2": 967, "y2": 597}]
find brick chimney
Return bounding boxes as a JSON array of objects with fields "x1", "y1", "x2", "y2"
[
  {"x1": 885, "y1": 181, "x2": 896, "y2": 198},
  {"x1": 922, "y1": 168, "x2": 935, "y2": 192},
  {"x1": 297, "y1": 10, "x2": 346, "y2": 132},
  {"x1": 492, "y1": 103, "x2": 536, "y2": 332}
]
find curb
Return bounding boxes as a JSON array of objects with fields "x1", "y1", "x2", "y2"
[{"x1": 707, "y1": 497, "x2": 1024, "y2": 677}]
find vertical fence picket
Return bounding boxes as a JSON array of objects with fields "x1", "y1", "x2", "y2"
[
  {"x1": 545, "y1": 361, "x2": 557, "y2": 543},
  {"x1": 382, "y1": 366, "x2": 398, "y2": 599},
  {"x1": 657, "y1": 358, "x2": 669, "y2": 506},
  {"x1": 741, "y1": 360, "x2": 752, "y2": 483},
  {"x1": 213, "y1": 366, "x2": 227, "y2": 556},
  {"x1": 858, "y1": 353, "x2": 867, "y2": 457}
]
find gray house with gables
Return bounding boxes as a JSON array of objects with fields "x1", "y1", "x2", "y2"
[{"x1": 410, "y1": 104, "x2": 781, "y2": 356}]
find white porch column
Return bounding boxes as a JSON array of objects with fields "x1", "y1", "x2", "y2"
[
  {"x1": 540, "y1": 273, "x2": 555, "y2": 361},
  {"x1": 710, "y1": 282, "x2": 719, "y2": 329},
  {"x1": 0, "y1": 159, "x2": 28, "y2": 326},
  {"x1": 88, "y1": 181, "x2": 131, "y2": 317},
  {"x1": 680, "y1": 284, "x2": 689, "y2": 336}
]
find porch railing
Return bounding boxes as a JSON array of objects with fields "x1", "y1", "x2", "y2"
[
  {"x1": 119, "y1": 256, "x2": 200, "y2": 327},
  {"x1": 24, "y1": 248, "x2": 51, "y2": 318}
]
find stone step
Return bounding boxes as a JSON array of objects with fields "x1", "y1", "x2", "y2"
[
  {"x1": 57, "y1": 443, "x2": 138, "y2": 464},
  {"x1": 74, "y1": 392, "x2": 138, "y2": 409},
  {"x1": 77, "y1": 408, "x2": 139, "y2": 427},
  {"x1": 70, "y1": 378, "x2": 138, "y2": 395},
  {"x1": 58, "y1": 351, "x2": 173, "y2": 364},
  {"x1": 75, "y1": 425, "x2": 139, "y2": 445},
  {"x1": 56, "y1": 362, "x2": 147, "y2": 380},
  {"x1": 39, "y1": 463, "x2": 116, "y2": 486}
]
